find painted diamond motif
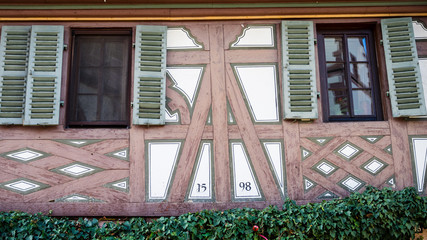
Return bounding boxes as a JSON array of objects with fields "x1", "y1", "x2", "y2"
[
  {"x1": 303, "y1": 177, "x2": 316, "y2": 192},
  {"x1": 317, "y1": 191, "x2": 338, "y2": 199},
  {"x1": 6, "y1": 180, "x2": 39, "y2": 192},
  {"x1": 318, "y1": 162, "x2": 335, "y2": 174},
  {"x1": 51, "y1": 162, "x2": 103, "y2": 178},
  {"x1": 106, "y1": 148, "x2": 129, "y2": 161},
  {"x1": 61, "y1": 164, "x2": 94, "y2": 176},
  {"x1": 55, "y1": 194, "x2": 102, "y2": 202},
  {"x1": 312, "y1": 160, "x2": 338, "y2": 177},
  {"x1": 362, "y1": 158, "x2": 387, "y2": 175},
  {"x1": 2, "y1": 148, "x2": 49, "y2": 163},
  {"x1": 0, "y1": 178, "x2": 50, "y2": 195},
  {"x1": 112, "y1": 181, "x2": 127, "y2": 189},
  {"x1": 104, "y1": 177, "x2": 129, "y2": 192},
  {"x1": 339, "y1": 175, "x2": 365, "y2": 192},
  {"x1": 114, "y1": 150, "x2": 127, "y2": 159},
  {"x1": 334, "y1": 142, "x2": 362, "y2": 161}
]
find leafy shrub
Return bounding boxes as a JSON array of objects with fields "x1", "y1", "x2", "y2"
[{"x1": 0, "y1": 186, "x2": 425, "y2": 239}]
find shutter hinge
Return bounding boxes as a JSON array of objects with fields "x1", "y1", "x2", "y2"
[
  {"x1": 386, "y1": 91, "x2": 389, "y2": 97},
  {"x1": 380, "y1": 40, "x2": 383, "y2": 46},
  {"x1": 131, "y1": 102, "x2": 134, "y2": 107},
  {"x1": 132, "y1": 43, "x2": 135, "y2": 48},
  {"x1": 314, "y1": 38, "x2": 317, "y2": 45},
  {"x1": 63, "y1": 44, "x2": 68, "y2": 51},
  {"x1": 60, "y1": 100, "x2": 65, "y2": 107},
  {"x1": 317, "y1": 91, "x2": 320, "y2": 98}
]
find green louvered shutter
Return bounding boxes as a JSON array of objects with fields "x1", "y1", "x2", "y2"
[
  {"x1": 381, "y1": 17, "x2": 427, "y2": 117},
  {"x1": 23, "y1": 25, "x2": 64, "y2": 125},
  {"x1": 0, "y1": 26, "x2": 31, "y2": 125},
  {"x1": 133, "y1": 25, "x2": 167, "y2": 125},
  {"x1": 282, "y1": 21, "x2": 318, "y2": 120}
]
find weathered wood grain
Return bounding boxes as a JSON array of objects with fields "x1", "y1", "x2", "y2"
[
  {"x1": 299, "y1": 121, "x2": 390, "y2": 137},
  {"x1": 81, "y1": 139, "x2": 129, "y2": 155},
  {"x1": 129, "y1": 127, "x2": 145, "y2": 203},
  {"x1": 226, "y1": 63, "x2": 281, "y2": 201},
  {"x1": 24, "y1": 170, "x2": 129, "y2": 202},
  {"x1": 0, "y1": 157, "x2": 73, "y2": 186},
  {"x1": 282, "y1": 121, "x2": 303, "y2": 200},
  {"x1": 210, "y1": 24, "x2": 231, "y2": 203},
  {"x1": 81, "y1": 187, "x2": 130, "y2": 203},
  {"x1": 169, "y1": 65, "x2": 212, "y2": 202},
  {"x1": 0, "y1": 126, "x2": 129, "y2": 140},
  {"x1": 389, "y1": 119, "x2": 413, "y2": 189}
]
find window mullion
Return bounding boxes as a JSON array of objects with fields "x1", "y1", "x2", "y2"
[{"x1": 343, "y1": 34, "x2": 355, "y2": 118}]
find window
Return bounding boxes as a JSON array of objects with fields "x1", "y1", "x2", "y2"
[
  {"x1": 67, "y1": 30, "x2": 131, "y2": 127},
  {"x1": 317, "y1": 26, "x2": 382, "y2": 122}
]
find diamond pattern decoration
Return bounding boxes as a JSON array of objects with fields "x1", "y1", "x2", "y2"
[
  {"x1": 55, "y1": 194, "x2": 102, "y2": 202},
  {"x1": 104, "y1": 178, "x2": 129, "y2": 193},
  {"x1": 51, "y1": 162, "x2": 103, "y2": 178},
  {"x1": 301, "y1": 147, "x2": 312, "y2": 161},
  {"x1": 1, "y1": 148, "x2": 50, "y2": 163},
  {"x1": 338, "y1": 175, "x2": 365, "y2": 192},
  {"x1": 384, "y1": 145, "x2": 392, "y2": 155},
  {"x1": 105, "y1": 148, "x2": 129, "y2": 161},
  {"x1": 334, "y1": 141, "x2": 363, "y2": 161},
  {"x1": 317, "y1": 191, "x2": 338, "y2": 199},
  {"x1": 312, "y1": 159, "x2": 339, "y2": 177},
  {"x1": 361, "y1": 157, "x2": 388, "y2": 175},
  {"x1": 307, "y1": 137, "x2": 333, "y2": 146},
  {"x1": 361, "y1": 135, "x2": 384, "y2": 144},
  {"x1": 54, "y1": 139, "x2": 103, "y2": 148},
  {"x1": 303, "y1": 176, "x2": 316, "y2": 192},
  {"x1": 0, "y1": 178, "x2": 50, "y2": 195},
  {"x1": 386, "y1": 176, "x2": 395, "y2": 187}
]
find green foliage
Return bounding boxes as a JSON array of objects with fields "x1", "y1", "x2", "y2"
[{"x1": 0, "y1": 187, "x2": 425, "y2": 239}]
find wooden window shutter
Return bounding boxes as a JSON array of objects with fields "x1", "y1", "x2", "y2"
[
  {"x1": 381, "y1": 17, "x2": 427, "y2": 117},
  {"x1": 133, "y1": 25, "x2": 167, "y2": 125},
  {"x1": 0, "y1": 26, "x2": 31, "y2": 125},
  {"x1": 282, "y1": 21, "x2": 318, "y2": 120},
  {"x1": 23, "y1": 25, "x2": 64, "y2": 125}
]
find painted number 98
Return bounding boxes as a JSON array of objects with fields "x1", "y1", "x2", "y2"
[{"x1": 239, "y1": 182, "x2": 252, "y2": 191}]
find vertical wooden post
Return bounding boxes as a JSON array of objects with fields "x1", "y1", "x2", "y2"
[
  {"x1": 210, "y1": 24, "x2": 231, "y2": 203},
  {"x1": 129, "y1": 126, "x2": 145, "y2": 202},
  {"x1": 389, "y1": 119, "x2": 413, "y2": 189},
  {"x1": 283, "y1": 121, "x2": 303, "y2": 200}
]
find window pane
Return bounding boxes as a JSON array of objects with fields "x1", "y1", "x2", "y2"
[
  {"x1": 78, "y1": 68, "x2": 99, "y2": 94},
  {"x1": 327, "y1": 63, "x2": 346, "y2": 88},
  {"x1": 350, "y1": 63, "x2": 371, "y2": 88},
  {"x1": 79, "y1": 40, "x2": 102, "y2": 67},
  {"x1": 324, "y1": 37, "x2": 343, "y2": 62},
  {"x1": 105, "y1": 40, "x2": 127, "y2": 67},
  {"x1": 352, "y1": 90, "x2": 373, "y2": 115},
  {"x1": 104, "y1": 68, "x2": 125, "y2": 95},
  {"x1": 348, "y1": 37, "x2": 368, "y2": 62},
  {"x1": 328, "y1": 90, "x2": 349, "y2": 116},
  {"x1": 68, "y1": 33, "x2": 130, "y2": 126},
  {"x1": 101, "y1": 95, "x2": 125, "y2": 121},
  {"x1": 76, "y1": 95, "x2": 97, "y2": 121}
]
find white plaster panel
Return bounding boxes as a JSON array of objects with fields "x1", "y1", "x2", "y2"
[
  {"x1": 148, "y1": 142, "x2": 181, "y2": 200},
  {"x1": 231, "y1": 142, "x2": 261, "y2": 199},
  {"x1": 188, "y1": 143, "x2": 212, "y2": 200},
  {"x1": 234, "y1": 65, "x2": 279, "y2": 122}
]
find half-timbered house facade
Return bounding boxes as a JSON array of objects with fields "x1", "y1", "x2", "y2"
[{"x1": 0, "y1": 0, "x2": 426, "y2": 216}]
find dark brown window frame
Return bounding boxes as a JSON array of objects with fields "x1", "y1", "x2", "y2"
[
  {"x1": 317, "y1": 25, "x2": 383, "y2": 122},
  {"x1": 67, "y1": 29, "x2": 132, "y2": 128}
]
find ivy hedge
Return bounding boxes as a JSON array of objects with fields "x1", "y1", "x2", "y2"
[{"x1": 1, "y1": 186, "x2": 426, "y2": 239}]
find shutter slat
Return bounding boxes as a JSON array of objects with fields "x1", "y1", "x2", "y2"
[
  {"x1": 133, "y1": 25, "x2": 167, "y2": 125},
  {"x1": 0, "y1": 26, "x2": 31, "y2": 125},
  {"x1": 282, "y1": 20, "x2": 318, "y2": 119},
  {"x1": 23, "y1": 25, "x2": 64, "y2": 125},
  {"x1": 381, "y1": 17, "x2": 427, "y2": 117}
]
